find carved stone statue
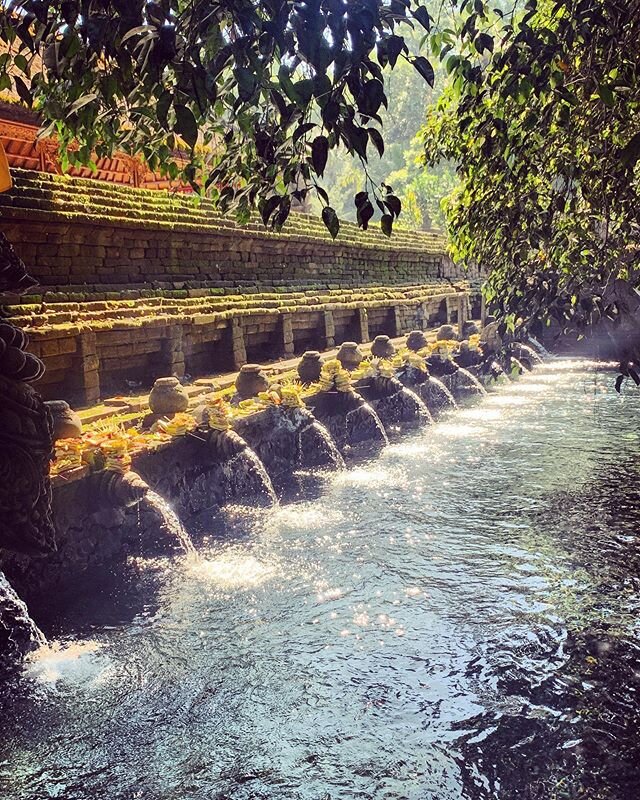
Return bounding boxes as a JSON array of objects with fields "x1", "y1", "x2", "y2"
[{"x1": 0, "y1": 232, "x2": 55, "y2": 555}]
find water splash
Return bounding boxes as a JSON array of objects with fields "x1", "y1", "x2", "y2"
[
  {"x1": 236, "y1": 447, "x2": 279, "y2": 506},
  {"x1": 142, "y1": 491, "x2": 196, "y2": 554},
  {"x1": 25, "y1": 640, "x2": 106, "y2": 686},
  {"x1": 301, "y1": 421, "x2": 346, "y2": 471},
  {"x1": 456, "y1": 367, "x2": 488, "y2": 396},
  {"x1": 188, "y1": 551, "x2": 273, "y2": 590}
]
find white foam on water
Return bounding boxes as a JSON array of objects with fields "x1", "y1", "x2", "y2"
[
  {"x1": 332, "y1": 466, "x2": 400, "y2": 487},
  {"x1": 435, "y1": 423, "x2": 489, "y2": 439},
  {"x1": 188, "y1": 552, "x2": 274, "y2": 590},
  {"x1": 484, "y1": 394, "x2": 531, "y2": 408},
  {"x1": 25, "y1": 640, "x2": 109, "y2": 686},
  {"x1": 458, "y1": 407, "x2": 503, "y2": 422}
]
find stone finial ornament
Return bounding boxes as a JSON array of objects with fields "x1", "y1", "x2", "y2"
[
  {"x1": 235, "y1": 364, "x2": 269, "y2": 399},
  {"x1": 336, "y1": 342, "x2": 364, "y2": 371},
  {"x1": 461, "y1": 320, "x2": 479, "y2": 338},
  {"x1": 45, "y1": 400, "x2": 83, "y2": 440},
  {"x1": 436, "y1": 324, "x2": 457, "y2": 341},
  {"x1": 297, "y1": 351, "x2": 323, "y2": 384},
  {"x1": 406, "y1": 330, "x2": 428, "y2": 352},
  {"x1": 371, "y1": 335, "x2": 395, "y2": 359},
  {"x1": 481, "y1": 321, "x2": 502, "y2": 352},
  {"x1": 149, "y1": 376, "x2": 189, "y2": 415}
]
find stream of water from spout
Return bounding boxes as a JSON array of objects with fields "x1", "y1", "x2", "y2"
[
  {"x1": 142, "y1": 490, "x2": 196, "y2": 554},
  {"x1": 456, "y1": 366, "x2": 488, "y2": 395}
]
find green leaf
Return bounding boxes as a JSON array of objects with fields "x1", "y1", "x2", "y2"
[
  {"x1": 413, "y1": 6, "x2": 431, "y2": 32},
  {"x1": 412, "y1": 57, "x2": 435, "y2": 87},
  {"x1": 322, "y1": 206, "x2": 340, "y2": 239},
  {"x1": 261, "y1": 195, "x2": 282, "y2": 226},
  {"x1": 356, "y1": 198, "x2": 374, "y2": 230},
  {"x1": 597, "y1": 84, "x2": 615, "y2": 107},
  {"x1": 13, "y1": 75, "x2": 32, "y2": 106},
  {"x1": 475, "y1": 33, "x2": 493, "y2": 54},
  {"x1": 384, "y1": 194, "x2": 401, "y2": 218},
  {"x1": 174, "y1": 105, "x2": 198, "y2": 149},
  {"x1": 13, "y1": 53, "x2": 28, "y2": 73},
  {"x1": 368, "y1": 127, "x2": 384, "y2": 157},
  {"x1": 67, "y1": 93, "x2": 98, "y2": 115},
  {"x1": 311, "y1": 135, "x2": 329, "y2": 176}
]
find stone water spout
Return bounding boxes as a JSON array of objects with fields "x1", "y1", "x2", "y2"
[
  {"x1": 396, "y1": 365, "x2": 457, "y2": 416},
  {"x1": 299, "y1": 418, "x2": 346, "y2": 472},
  {"x1": 306, "y1": 388, "x2": 388, "y2": 454},
  {"x1": 440, "y1": 366, "x2": 487, "y2": 399},
  {"x1": 134, "y1": 424, "x2": 277, "y2": 516},
  {"x1": 511, "y1": 342, "x2": 544, "y2": 370},
  {"x1": 86, "y1": 469, "x2": 196, "y2": 555},
  {"x1": 233, "y1": 405, "x2": 344, "y2": 493},
  {"x1": 355, "y1": 374, "x2": 432, "y2": 433},
  {"x1": 90, "y1": 469, "x2": 150, "y2": 510}
]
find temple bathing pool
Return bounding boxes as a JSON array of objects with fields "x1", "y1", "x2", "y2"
[{"x1": 1, "y1": 359, "x2": 640, "y2": 800}]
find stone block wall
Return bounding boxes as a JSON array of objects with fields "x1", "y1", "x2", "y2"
[
  {"x1": 0, "y1": 169, "x2": 476, "y2": 406},
  {"x1": 0, "y1": 170, "x2": 453, "y2": 293}
]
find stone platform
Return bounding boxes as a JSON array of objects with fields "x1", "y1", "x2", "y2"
[{"x1": 4, "y1": 283, "x2": 473, "y2": 405}]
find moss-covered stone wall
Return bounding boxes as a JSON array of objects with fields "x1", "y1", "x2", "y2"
[{"x1": 0, "y1": 170, "x2": 451, "y2": 292}]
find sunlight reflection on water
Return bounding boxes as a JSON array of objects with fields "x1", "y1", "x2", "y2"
[{"x1": 188, "y1": 552, "x2": 274, "y2": 589}]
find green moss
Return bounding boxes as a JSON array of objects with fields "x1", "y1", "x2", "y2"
[{"x1": 5, "y1": 168, "x2": 447, "y2": 256}]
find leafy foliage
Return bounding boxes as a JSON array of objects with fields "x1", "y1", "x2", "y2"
[
  {"x1": 317, "y1": 39, "x2": 457, "y2": 231},
  {"x1": 423, "y1": 0, "x2": 640, "y2": 352},
  {"x1": 0, "y1": 0, "x2": 439, "y2": 238}
]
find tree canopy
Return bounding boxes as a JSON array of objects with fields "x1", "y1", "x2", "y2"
[
  {"x1": 423, "y1": 0, "x2": 640, "y2": 351},
  {"x1": 0, "y1": 0, "x2": 442, "y2": 238}
]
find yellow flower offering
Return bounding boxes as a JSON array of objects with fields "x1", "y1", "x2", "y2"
[
  {"x1": 318, "y1": 359, "x2": 353, "y2": 393},
  {"x1": 100, "y1": 439, "x2": 131, "y2": 474},
  {"x1": 469, "y1": 334, "x2": 482, "y2": 351},
  {"x1": 377, "y1": 359, "x2": 395, "y2": 378},
  {"x1": 432, "y1": 339, "x2": 459, "y2": 359},
  {"x1": 160, "y1": 412, "x2": 196, "y2": 437},
  {"x1": 280, "y1": 381, "x2": 305, "y2": 408},
  {"x1": 54, "y1": 438, "x2": 84, "y2": 472},
  {"x1": 258, "y1": 390, "x2": 282, "y2": 406},
  {"x1": 207, "y1": 398, "x2": 231, "y2": 431}
]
